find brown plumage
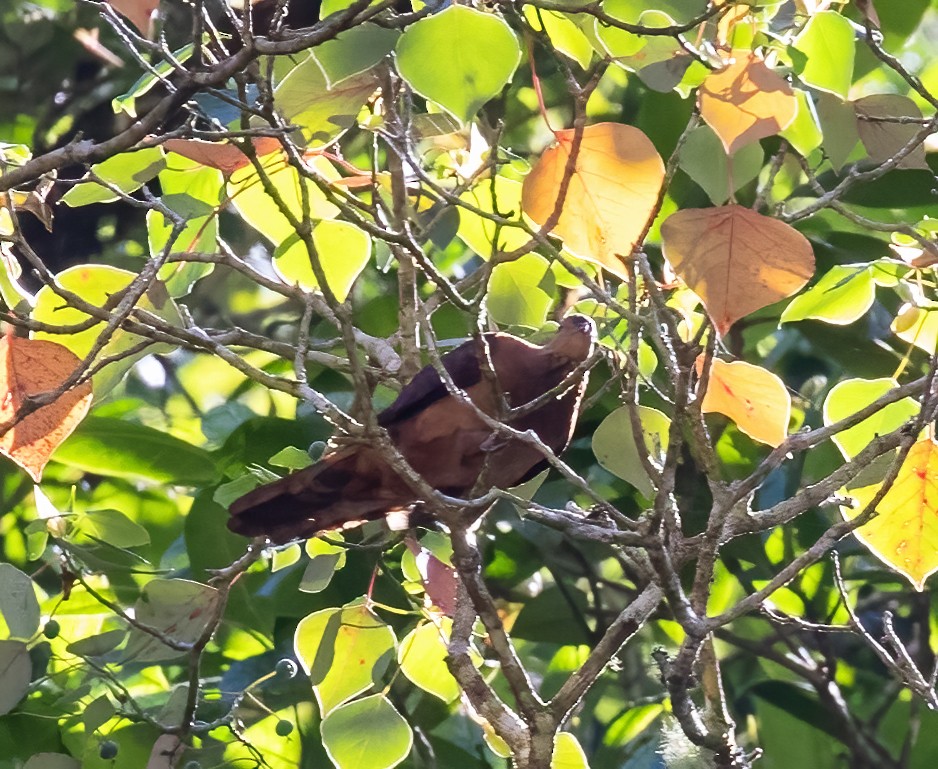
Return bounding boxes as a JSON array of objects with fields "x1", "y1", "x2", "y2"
[{"x1": 227, "y1": 314, "x2": 596, "y2": 542}]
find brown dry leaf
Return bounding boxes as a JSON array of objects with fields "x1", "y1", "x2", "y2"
[
  {"x1": 163, "y1": 137, "x2": 282, "y2": 176},
  {"x1": 698, "y1": 52, "x2": 798, "y2": 155},
  {"x1": 660, "y1": 205, "x2": 815, "y2": 334},
  {"x1": 854, "y1": 94, "x2": 929, "y2": 170},
  {"x1": 846, "y1": 438, "x2": 938, "y2": 591},
  {"x1": 107, "y1": 0, "x2": 159, "y2": 36},
  {"x1": 521, "y1": 122, "x2": 665, "y2": 279},
  {"x1": 698, "y1": 356, "x2": 790, "y2": 447},
  {"x1": 0, "y1": 336, "x2": 93, "y2": 482}
]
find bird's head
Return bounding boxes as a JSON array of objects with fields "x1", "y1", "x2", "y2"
[{"x1": 548, "y1": 313, "x2": 596, "y2": 362}]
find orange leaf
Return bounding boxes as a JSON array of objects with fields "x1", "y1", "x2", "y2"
[
  {"x1": 0, "y1": 336, "x2": 93, "y2": 482},
  {"x1": 521, "y1": 122, "x2": 665, "y2": 279},
  {"x1": 163, "y1": 138, "x2": 282, "y2": 176},
  {"x1": 107, "y1": 0, "x2": 159, "y2": 36},
  {"x1": 698, "y1": 52, "x2": 798, "y2": 155},
  {"x1": 698, "y1": 357, "x2": 790, "y2": 447},
  {"x1": 661, "y1": 205, "x2": 815, "y2": 334},
  {"x1": 846, "y1": 438, "x2": 938, "y2": 591}
]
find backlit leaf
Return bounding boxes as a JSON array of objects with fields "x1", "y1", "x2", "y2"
[
  {"x1": 845, "y1": 438, "x2": 938, "y2": 590},
  {"x1": 552, "y1": 732, "x2": 590, "y2": 769},
  {"x1": 488, "y1": 253, "x2": 554, "y2": 328},
  {"x1": 321, "y1": 694, "x2": 412, "y2": 769},
  {"x1": 162, "y1": 138, "x2": 281, "y2": 175},
  {"x1": 780, "y1": 264, "x2": 874, "y2": 325},
  {"x1": 396, "y1": 6, "x2": 521, "y2": 124},
  {"x1": 107, "y1": 0, "x2": 158, "y2": 35},
  {"x1": 698, "y1": 53, "x2": 798, "y2": 155},
  {"x1": 0, "y1": 336, "x2": 93, "y2": 482},
  {"x1": 295, "y1": 602, "x2": 396, "y2": 714},
  {"x1": 123, "y1": 579, "x2": 220, "y2": 662},
  {"x1": 816, "y1": 93, "x2": 861, "y2": 170},
  {"x1": 0, "y1": 564, "x2": 40, "y2": 640},
  {"x1": 457, "y1": 175, "x2": 531, "y2": 258},
  {"x1": 523, "y1": 7, "x2": 592, "y2": 69},
  {"x1": 273, "y1": 220, "x2": 372, "y2": 302},
  {"x1": 398, "y1": 620, "x2": 460, "y2": 702},
  {"x1": 823, "y1": 378, "x2": 919, "y2": 460},
  {"x1": 892, "y1": 303, "x2": 938, "y2": 353},
  {"x1": 699, "y1": 357, "x2": 790, "y2": 448},
  {"x1": 661, "y1": 205, "x2": 815, "y2": 334},
  {"x1": 792, "y1": 10, "x2": 856, "y2": 98},
  {"x1": 779, "y1": 89, "x2": 823, "y2": 157},
  {"x1": 521, "y1": 122, "x2": 665, "y2": 279},
  {"x1": 61, "y1": 147, "x2": 165, "y2": 207}
]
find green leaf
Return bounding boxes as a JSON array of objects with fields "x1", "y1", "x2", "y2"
[
  {"x1": 678, "y1": 125, "x2": 763, "y2": 205},
  {"x1": 53, "y1": 418, "x2": 218, "y2": 485},
  {"x1": 398, "y1": 620, "x2": 460, "y2": 703},
  {"x1": 275, "y1": 58, "x2": 379, "y2": 147},
  {"x1": 61, "y1": 147, "x2": 165, "y2": 206},
  {"x1": 309, "y1": 24, "x2": 399, "y2": 87},
  {"x1": 396, "y1": 6, "x2": 521, "y2": 124},
  {"x1": 593, "y1": 405, "x2": 670, "y2": 498},
  {"x1": 31, "y1": 265, "x2": 182, "y2": 396},
  {"x1": 72, "y1": 509, "x2": 151, "y2": 548},
  {"x1": 228, "y1": 154, "x2": 340, "y2": 244},
  {"x1": 488, "y1": 253, "x2": 554, "y2": 328},
  {"x1": 793, "y1": 11, "x2": 855, "y2": 98},
  {"x1": 295, "y1": 602, "x2": 396, "y2": 714},
  {"x1": 82, "y1": 695, "x2": 115, "y2": 736},
  {"x1": 854, "y1": 94, "x2": 929, "y2": 170},
  {"x1": 65, "y1": 629, "x2": 126, "y2": 657},
  {"x1": 269, "y1": 446, "x2": 314, "y2": 470},
  {"x1": 123, "y1": 579, "x2": 219, "y2": 662},
  {"x1": 823, "y1": 378, "x2": 920, "y2": 460},
  {"x1": 321, "y1": 694, "x2": 412, "y2": 769},
  {"x1": 112, "y1": 44, "x2": 194, "y2": 117},
  {"x1": 779, "y1": 88, "x2": 823, "y2": 158},
  {"x1": 780, "y1": 264, "x2": 874, "y2": 325},
  {"x1": 523, "y1": 7, "x2": 592, "y2": 69},
  {"x1": 816, "y1": 93, "x2": 860, "y2": 170},
  {"x1": 0, "y1": 640, "x2": 31, "y2": 715},
  {"x1": 274, "y1": 219, "x2": 372, "y2": 302},
  {"x1": 552, "y1": 732, "x2": 589, "y2": 769},
  {"x1": 0, "y1": 564, "x2": 40, "y2": 640},
  {"x1": 299, "y1": 535, "x2": 347, "y2": 593},
  {"x1": 457, "y1": 175, "x2": 530, "y2": 258}
]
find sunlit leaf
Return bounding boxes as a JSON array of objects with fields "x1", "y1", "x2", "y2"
[
  {"x1": 61, "y1": 147, "x2": 165, "y2": 207},
  {"x1": 456, "y1": 175, "x2": 531, "y2": 258},
  {"x1": 398, "y1": 620, "x2": 460, "y2": 703},
  {"x1": 72, "y1": 509, "x2": 151, "y2": 549},
  {"x1": 698, "y1": 52, "x2": 798, "y2": 155},
  {"x1": 552, "y1": 732, "x2": 590, "y2": 769},
  {"x1": 661, "y1": 205, "x2": 815, "y2": 334},
  {"x1": 273, "y1": 220, "x2": 372, "y2": 302},
  {"x1": 780, "y1": 264, "x2": 874, "y2": 325},
  {"x1": 396, "y1": 6, "x2": 521, "y2": 124},
  {"x1": 523, "y1": 7, "x2": 592, "y2": 69},
  {"x1": 792, "y1": 10, "x2": 856, "y2": 98},
  {"x1": 816, "y1": 93, "x2": 861, "y2": 170},
  {"x1": 699, "y1": 358, "x2": 790, "y2": 448},
  {"x1": 845, "y1": 438, "x2": 938, "y2": 591},
  {"x1": 779, "y1": 89, "x2": 823, "y2": 157},
  {"x1": 308, "y1": 23, "x2": 399, "y2": 87},
  {"x1": 522, "y1": 122, "x2": 665, "y2": 279},
  {"x1": 321, "y1": 694, "x2": 412, "y2": 769},
  {"x1": 823, "y1": 378, "x2": 920, "y2": 460},
  {"x1": 892, "y1": 303, "x2": 938, "y2": 353},
  {"x1": 106, "y1": 0, "x2": 158, "y2": 35},
  {"x1": 488, "y1": 253, "x2": 554, "y2": 328},
  {"x1": 592, "y1": 405, "x2": 669, "y2": 497},
  {"x1": 0, "y1": 336, "x2": 92, "y2": 482},
  {"x1": 294, "y1": 602, "x2": 396, "y2": 714}
]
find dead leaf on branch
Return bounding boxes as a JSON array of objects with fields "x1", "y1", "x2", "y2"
[
  {"x1": 0, "y1": 336, "x2": 93, "y2": 482},
  {"x1": 661, "y1": 205, "x2": 815, "y2": 335},
  {"x1": 698, "y1": 52, "x2": 798, "y2": 155},
  {"x1": 521, "y1": 122, "x2": 665, "y2": 280},
  {"x1": 163, "y1": 137, "x2": 283, "y2": 176}
]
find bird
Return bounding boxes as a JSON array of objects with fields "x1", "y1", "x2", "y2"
[{"x1": 227, "y1": 314, "x2": 597, "y2": 542}]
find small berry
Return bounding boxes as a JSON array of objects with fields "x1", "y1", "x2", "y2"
[
  {"x1": 42, "y1": 620, "x2": 60, "y2": 639},
  {"x1": 98, "y1": 740, "x2": 119, "y2": 759},
  {"x1": 275, "y1": 658, "x2": 298, "y2": 679},
  {"x1": 275, "y1": 719, "x2": 294, "y2": 737}
]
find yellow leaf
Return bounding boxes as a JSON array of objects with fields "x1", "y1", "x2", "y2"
[
  {"x1": 521, "y1": 122, "x2": 665, "y2": 279},
  {"x1": 661, "y1": 205, "x2": 815, "y2": 334},
  {"x1": 846, "y1": 438, "x2": 938, "y2": 591},
  {"x1": 699, "y1": 357, "x2": 790, "y2": 447},
  {"x1": 698, "y1": 52, "x2": 798, "y2": 155},
  {"x1": 0, "y1": 336, "x2": 93, "y2": 482}
]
